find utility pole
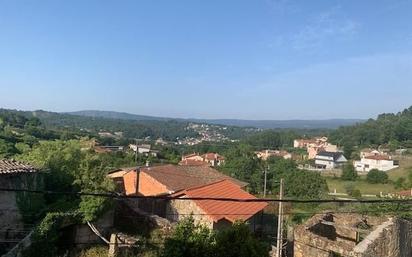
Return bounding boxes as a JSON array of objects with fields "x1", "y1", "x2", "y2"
[
  {"x1": 263, "y1": 165, "x2": 268, "y2": 198},
  {"x1": 276, "y1": 178, "x2": 284, "y2": 257},
  {"x1": 135, "y1": 138, "x2": 138, "y2": 164}
]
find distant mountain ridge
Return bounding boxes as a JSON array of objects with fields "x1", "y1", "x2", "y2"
[{"x1": 68, "y1": 110, "x2": 364, "y2": 129}]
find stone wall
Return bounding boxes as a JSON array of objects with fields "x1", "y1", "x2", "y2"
[
  {"x1": 352, "y1": 218, "x2": 412, "y2": 257},
  {"x1": 72, "y1": 210, "x2": 114, "y2": 246},
  {"x1": 0, "y1": 175, "x2": 24, "y2": 233},
  {"x1": 166, "y1": 198, "x2": 213, "y2": 229},
  {"x1": 294, "y1": 214, "x2": 412, "y2": 257}
]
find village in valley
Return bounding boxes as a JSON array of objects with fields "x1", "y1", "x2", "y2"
[
  {"x1": 1, "y1": 1, "x2": 412, "y2": 256},
  {"x1": 1, "y1": 106, "x2": 412, "y2": 257}
]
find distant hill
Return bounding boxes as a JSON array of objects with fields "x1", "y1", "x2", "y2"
[
  {"x1": 69, "y1": 110, "x2": 171, "y2": 121},
  {"x1": 68, "y1": 110, "x2": 364, "y2": 129},
  {"x1": 188, "y1": 118, "x2": 364, "y2": 129}
]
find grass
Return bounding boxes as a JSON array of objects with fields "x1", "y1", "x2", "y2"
[
  {"x1": 387, "y1": 155, "x2": 412, "y2": 180},
  {"x1": 324, "y1": 154, "x2": 412, "y2": 195},
  {"x1": 326, "y1": 177, "x2": 395, "y2": 195}
]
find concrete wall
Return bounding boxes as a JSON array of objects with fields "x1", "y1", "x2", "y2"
[{"x1": 0, "y1": 173, "x2": 41, "y2": 238}]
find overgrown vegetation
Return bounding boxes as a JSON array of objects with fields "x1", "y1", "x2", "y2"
[{"x1": 162, "y1": 217, "x2": 269, "y2": 257}]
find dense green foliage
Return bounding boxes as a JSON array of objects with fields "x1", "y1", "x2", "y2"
[
  {"x1": 220, "y1": 144, "x2": 328, "y2": 199},
  {"x1": 162, "y1": 217, "x2": 269, "y2": 257},
  {"x1": 23, "y1": 212, "x2": 79, "y2": 257},
  {"x1": 18, "y1": 140, "x2": 133, "y2": 222},
  {"x1": 330, "y1": 106, "x2": 412, "y2": 148},
  {"x1": 366, "y1": 169, "x2": 389, "y2": 184},
  {"x1": 341, "y1": 164, "x2": 358, "y2": 181}
]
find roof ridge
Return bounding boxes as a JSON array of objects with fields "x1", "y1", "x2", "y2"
[{"x1": 183, "y1": 179, "x2": 232, "y2": 192}]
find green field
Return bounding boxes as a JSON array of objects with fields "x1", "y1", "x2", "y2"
[
  {"x1": 326, "y1": 177, "x2": 395, "y2": 195},
  {"x1": 387, "y1": 155, "x2": 412, "y2": 180}
]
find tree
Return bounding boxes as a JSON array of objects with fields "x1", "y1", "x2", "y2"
[
  {"x1": 220, "y1": 144, "x2": 262, "y2": 193},
  {"x1": 283, "y1": 170, "x2": 329, "y2": 199},
  {"x1": 341, "y1": 164, "x2": 358, "y2": 181},
  {"x1": 162, "y1": 218, "x2": 269, "y2": 257},
  {"x1": 366, "y1": 169, "x2": 388, "y2": 184},
  {"x1": 215, "y1": 222, "x2": 269, "y2": 257},
  {"x1": 394, "y1": 177, "x2": 406, "y2": 189},
  {"x1": 162, "y1": 217, "x2": 215, "y2": 257},
  {"x1": 343, "y1": 140, "x2": 354, "y2": 159}
]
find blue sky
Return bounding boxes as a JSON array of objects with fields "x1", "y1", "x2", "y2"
[{"x1": 0, "y1": 0, "x2": 411, "y2": 119}]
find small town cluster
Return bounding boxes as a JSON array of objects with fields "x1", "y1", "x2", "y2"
[{"x1": 1, "y1": 108, "x2": 412, "y2": 257}]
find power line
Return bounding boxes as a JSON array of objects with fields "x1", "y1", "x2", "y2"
[{"x1": 1, "y1": 188, "x2": 411, "y2": 204}]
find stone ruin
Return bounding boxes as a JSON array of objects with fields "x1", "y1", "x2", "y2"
[{"x1": 294, "y1": 212, "x2": 412, "y2": 257}]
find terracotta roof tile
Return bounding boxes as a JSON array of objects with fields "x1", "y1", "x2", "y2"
[
  {"x1": 176, "y1": 180, "x2": 267, "y2": 222},
  {"x1": 178, "y1": 159, "x2": 209, "y2": 166},
  {"x1": 364, "y1": 155, "x2": 391, "y2": 161},
  {"x1": 140, "y1": 165, "x2": 247, "y2": 192}
]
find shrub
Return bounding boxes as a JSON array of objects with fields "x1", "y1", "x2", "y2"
[
  {"x1": 341, "y1": 165, "x2": 358, "y2": 181},
  {"x1": 366, "y1": 169, "x2": 388, "y2": 184}
]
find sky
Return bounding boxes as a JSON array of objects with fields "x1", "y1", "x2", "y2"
[{"x1": 0, "y1": 0, "x2": 411, "y2": 120}]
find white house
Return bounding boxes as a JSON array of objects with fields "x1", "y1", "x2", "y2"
[
  {"x1": 315, "y1": 151, "x2": 347, "y2": 169},
  {"x1": 129, "y1": 144, "x2": 158, "y2": 157},
  {"x1": 354, "y1": 155, "x2": 399, "y2": 173}
]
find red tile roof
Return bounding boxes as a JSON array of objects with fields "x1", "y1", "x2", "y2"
[
  {"x1": 174, "y1": 180, "x2": 267, "y2": 222},
  {"x1": 178, "y1": 159, "x2": 209, "y2": 166},
  {"x1": 182, "y1": 153, "x2": 200, "y2": 159},
  {"x1": 364, "y1": 155, "x2": 391, "y2": 161},
  {"x1": 397, "y1": 189, "x2": 412, "y2": 197},
  {"x1": 140, "y1": 165, "x2": 247, "y2": 192},
  {"x1": 202, "y1": 152, "x2": 225, "y2": 161}
]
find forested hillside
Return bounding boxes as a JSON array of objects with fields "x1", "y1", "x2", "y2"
[
  {"x1": 330, "y1": 106, "x2": 412, "y2": 148},
  {"x1": 1, "y1": 109, "x2": 200, "y2": 142}
]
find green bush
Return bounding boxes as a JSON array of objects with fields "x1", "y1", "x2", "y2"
[
  {"x1": 366, "y1": 169, "x2": 388, "y2": 184},
  {"x1": 162, "y1": 217, "x2": 269, "y2": 257},
  {"x1": 341, "y1": 165, "x2": 358, "y2": 181}
]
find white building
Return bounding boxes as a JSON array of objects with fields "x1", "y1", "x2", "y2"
[
  {"x1": 315, "y1": 151, "x2": 347, "y2": 169},
  {"x1": 129, "y1": 144, "x2": 158, "y2": 157},
  {"x1": 354, "y1": 155, "x2": 399, "y2": 173}
]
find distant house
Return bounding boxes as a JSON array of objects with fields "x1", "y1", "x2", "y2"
[
  {"x1": 201, "y1": 153, "x2": 225, "y2": 166},
  {"x1": 94, "y1": 145, "x2": 124, "y2": 153},
  {"x1": 178, "y1": 159, "x2": 209, "y2": 166},
  {"x1": 359, "y1": 148, "x2": 384, "y2": 159},
  {"x1": 180, "y1": 152, "x2": 225, "y2": 167},
  {"x1": 255, "y1": 150, "x2": 292, "y2": 160},
  {"x1": 315, "y1": 151, "x2": 347, "y2": 169},
  {"x1": 129, "y1": 144, "x2": 158, "y2": 157},
  {"x1": 294, "y1": 137, "x2": 339, "y2": 159},
  {"x1": 354, "y1": 155, "x2": 399, "y2": 173},
  {"x1": 167, "y1": 180, "x2": 267, "y2": 230},
  {"x1": 181, "y1": 153, "x2": 204, "y2": 162},
  {"x1": 0, "y1": 160, "x2": 41, "y2": 243}
]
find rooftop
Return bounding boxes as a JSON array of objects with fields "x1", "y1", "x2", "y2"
[
  {"x1": 0, "y1": 159, "x2": 38, "y2": 175},
  {"x1": 178, "y1": 159, "x2": 209, "y2": 166},
  {"x1": 173, "y1": 179, "x2": 267, "y2": 222},
  {"x1": 364, "y1": 155, "x2": 391, "y2": 161},
  {"x1": 316, "y1": 151, "x2": 344, "y2": 160},
  {"x1": 140, "y1": 165, "x2": 247, "y2": 192}
]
